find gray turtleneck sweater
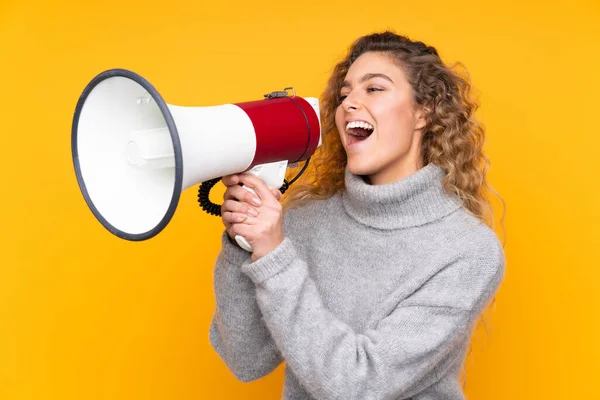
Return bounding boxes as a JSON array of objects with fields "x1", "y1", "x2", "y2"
[{"x1": 209, "y1": 164, "x2": 505, "y2": 400}]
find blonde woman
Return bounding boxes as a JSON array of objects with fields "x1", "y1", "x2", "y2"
[{"x1": 209, "y1": 31, "x2": 506, "y2": 400}]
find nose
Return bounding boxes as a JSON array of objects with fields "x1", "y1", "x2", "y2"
[{"x1": 341, "y1": 92, "x2": 360, "y2": 112}]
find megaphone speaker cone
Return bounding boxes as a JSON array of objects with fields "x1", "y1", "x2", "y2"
[{"x1": 72, "y1": 69, "x2": 184, "y2": 241}]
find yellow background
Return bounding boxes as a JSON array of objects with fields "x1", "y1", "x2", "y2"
[{"x1": 1, "y1": 0, "x2": 598, "y2": 398}]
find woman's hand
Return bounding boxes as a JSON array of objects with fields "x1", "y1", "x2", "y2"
[{"x1": 221, "y1": 173, "x2": 283, "y2": 261}]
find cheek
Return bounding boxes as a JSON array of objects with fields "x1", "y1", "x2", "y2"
[
  {"x1": 376, "y1": 105, "x2": 417, "y2": 144},
  {"x1": 334, "y1": 107, "x2": 343, "y2": 126},
  {"x1": 335, "y1": 107, "x2": 345, "y2": 134},
  {"x1": 383, "y1": 102, "x2": 416, "y2": 132}
]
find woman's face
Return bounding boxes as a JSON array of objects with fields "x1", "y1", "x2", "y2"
[{"x1": 335, "y1": 51, "x2": 426, "y2": 185}]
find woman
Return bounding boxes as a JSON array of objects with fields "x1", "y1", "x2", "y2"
[{"x1": 209, "y1": 30, "x2": 506, "y2": 400}]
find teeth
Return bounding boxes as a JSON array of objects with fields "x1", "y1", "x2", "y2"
[{"x1": 345, "y1": 121, "x2": 374, "y2": 131}]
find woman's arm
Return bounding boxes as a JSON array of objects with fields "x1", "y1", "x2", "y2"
[
  {"x1": 209, "y1": 173, "x2": 284, "y2": 381},
  {"x1": 209, "y1": 232, "x2": 283, "y2": 382}
]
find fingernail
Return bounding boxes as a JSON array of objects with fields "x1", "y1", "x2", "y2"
[
  {"x1": 247, "y1": 208, "x2": 259, "y2": 217},
  {"x1": 252, "y1": 197, "x2": 262, "y2": 206},
  {"x1": 236, "y1": 214, "x2": 247, "y2": 222}
]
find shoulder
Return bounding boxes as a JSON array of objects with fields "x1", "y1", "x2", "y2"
[
  {"x1": 404, "y1": 208, "x2": 506, "y2": 312},
  {"x1": 448, "y1": 208, "x2": 505, "y2": 267},
  {"x1": 445, "y1": 209, "x2": 506, "y2": 311},
  {"x1": 424, "y1": 206, "x2": 504, "y2": 263}
]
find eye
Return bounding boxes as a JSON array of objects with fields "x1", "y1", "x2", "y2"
[
  {"x1": 367, "y1": 86, "x2": 383, "y2": 93},
  {"x1": 338, "y1": 94, "x2": 348, "y2": 103}
]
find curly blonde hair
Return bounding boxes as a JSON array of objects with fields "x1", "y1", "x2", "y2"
[{"x1": 283, "y1": 31, "x2": 505, "y2": 237}]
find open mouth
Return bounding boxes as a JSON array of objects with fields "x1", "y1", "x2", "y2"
[{"x1": 345, "y1": 121, "x2": 374, "y2": 146}]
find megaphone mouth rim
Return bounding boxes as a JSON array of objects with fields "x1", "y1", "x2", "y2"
[{"x1": 71, "y1": 68, "x2": 184, "y2": 241}]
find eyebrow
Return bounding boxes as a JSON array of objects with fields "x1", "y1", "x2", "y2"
[{"x1": 341, "y1": 73, "x2": 394, "y2": 88}]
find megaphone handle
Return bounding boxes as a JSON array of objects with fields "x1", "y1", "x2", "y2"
[
  {"x1": 235, "y1": 235, "x2": 253, "y2": 252},
  {"x1": 234, "y1": 185, "x2": 258, "y2": 252},
  {"x1": 232, "y1": 161, "x2": 288, "y2": 253}
]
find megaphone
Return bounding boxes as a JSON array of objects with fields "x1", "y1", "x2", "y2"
[{"x1": 71, "y1": 68, "x2": 321, "y2": 251}]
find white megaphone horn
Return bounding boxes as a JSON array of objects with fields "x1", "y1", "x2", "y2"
[{"x1": 71, "y1": 68, "x2": 321, "y2": 251}]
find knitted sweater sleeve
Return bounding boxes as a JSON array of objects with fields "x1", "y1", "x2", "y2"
[
  {"x1": 240, "y1": 236, "x2": 505, "y2": 400},
  {"x1": 208, "y1": 232, "x2": 283, "y2": 382}
]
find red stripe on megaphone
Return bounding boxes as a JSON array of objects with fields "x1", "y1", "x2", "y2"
[{"x1": 235, "y1": 96, "x2": 320, "y2": 168}]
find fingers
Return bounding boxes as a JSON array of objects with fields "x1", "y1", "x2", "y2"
[
  {"x1": 221, "y1": 198, "x2": 258, "y2": 229},
  {"x1": 221, "y1": 199, "x2": 258, "y2": 222},
  {"x1": 271, "y1": 189, "x2": 282, "y2": 201},
  {"x1": 222, "y1": 175, "x2": 285, "y2": 257},
  {"x1": 223, "y1": 212, "x2": 258, "y2": 241},
  {"x1": 238, "y1": 174, "x2": 277, "y2": 204},
  {"x1": 221, "y1": 174, "x2": 240, "y2": 187},
  {"x1": 224, "y1": 213, "x2": 262, "y2": 246},
  {"x1": 222, "y1": 173, "x2": 282, "y2": 213},
  {"x1": 223, "y1": 211, "x2": 255, "y2": 225},
  {"x1": 223, "y1": 183, "x2": 263, "y2": 206},
  {"x1": 222, "y1": 199, "x2": 259, "y2": 216}
]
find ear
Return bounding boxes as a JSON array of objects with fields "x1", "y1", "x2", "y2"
[{"x1": 414, "y1": 106, "x2": 429, "y2": 130}]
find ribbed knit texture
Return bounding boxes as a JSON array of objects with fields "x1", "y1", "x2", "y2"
[{"x1": 209, "y1": 163, "x2": 505, "y2": 400}]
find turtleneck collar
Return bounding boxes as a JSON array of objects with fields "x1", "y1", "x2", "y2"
[{"x1": 341, "y1": 163, "x2": 463, "y2": 230}]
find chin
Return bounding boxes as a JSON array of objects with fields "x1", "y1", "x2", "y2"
[{"x1": 347, "y1": 159, "x2": 376, "y2": 177}]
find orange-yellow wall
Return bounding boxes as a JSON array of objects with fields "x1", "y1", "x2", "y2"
[{"x1": 1, "y1": 0, "x2": 598, "y2": 398}]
